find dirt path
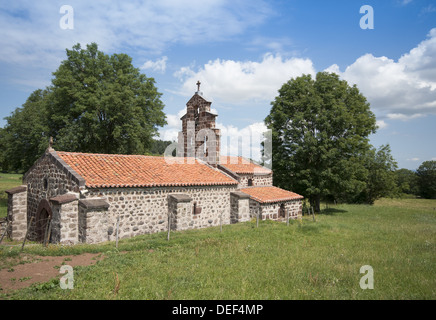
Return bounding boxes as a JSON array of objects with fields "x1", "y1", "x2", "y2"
[{"x1": 0, "y1": 253, "x2": 104, "y2": 294}]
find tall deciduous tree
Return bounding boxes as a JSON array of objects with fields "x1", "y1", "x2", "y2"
[
  {"x1": 48, "y1": 43, "x2": 166, "y2": 154},
  {"x1": 0, "y1": 43, "x2": 166, "y2": 173},
  {"x1": 265, "y1": 72, "x2": 377, "y2": 211}
]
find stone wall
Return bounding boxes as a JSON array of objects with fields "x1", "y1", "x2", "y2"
[
  {"x1": 238, "y1": 173, "x2": 273, "y2": 188},
  {"x1": 5, "y1": 186, "x2": 28, "y2": 241},
  {"x1": 78, "y1": 199, "x2": 110, "y2": 244},
  {"x1": 23, "y1": 150, "x2": 85, "y2": 240},
  {"x1": 168, "y1": 194, "x2": 192, "y2": 231},
  {"x1": 50, "y1": 193, "x2": 79, "y2": 244},
  {"x1": 249, "y1": 199, "x2": 302, "y2": 221},
  {"x1": 230, "y1": 191, "x2": 251, "y2": 224},
  {"x1": 85, "y1": 185, "x2": 236, "y2": 242}
]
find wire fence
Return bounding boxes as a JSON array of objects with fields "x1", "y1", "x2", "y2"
[
  {"x1": 0, "y1": 215, "x2": 54, "y2": 251},
  {"x1": 1, "y1": 205, "x2": 316, "y2": 249}
]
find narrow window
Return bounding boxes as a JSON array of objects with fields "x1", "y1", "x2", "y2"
[
  {"x1": 193, "y1": 202, "x2": 202, "y2": 215},
  {"x1": 43, "y1": 178, "x2": 48, "y2": 190}
]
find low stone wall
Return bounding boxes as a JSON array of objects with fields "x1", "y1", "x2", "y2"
[
  {"x1": 230, "y1": 191, "x2": 251, "y2": 223},
  {"x1": 78, "y1": 199, "x2": 110, "y2": 244},
  {"x1": 50, "y1": 193, "x2": 79, "y2": 244},
  {"x1": 249, "y1": 199, "x2": 302, "y2": 221},
  {"x1": 168, "y1": 194, "x2": 192, "y2": 231},
  {"x1": 85, "y1": 185, "x2": 237, "y2": 243},
  {"x1": 0, "y1": 218, "x2": 8, "y2": 239},
  {"x1": 5, "y1": 186, "x2": 28, "y2": 241}
]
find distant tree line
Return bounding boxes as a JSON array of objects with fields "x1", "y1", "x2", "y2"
[{"x1": 395, "y1": 161, "x2": 436, "y2": 199}]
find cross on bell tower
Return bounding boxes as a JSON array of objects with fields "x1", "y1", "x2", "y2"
[{"x1": 179, "y1": 81, "x2": 221, "y2": 166}]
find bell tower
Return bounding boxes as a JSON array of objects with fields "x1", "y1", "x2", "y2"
[{"x1": 178, "y1": 81, "x2": 220, "y2": 166}]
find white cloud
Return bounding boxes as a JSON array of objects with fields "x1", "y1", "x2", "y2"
[
  {"x1": 333, "y1": 28, "x2": 436, "y2": 119},
  {"x1": 386, "y1": 113, "x2": 425, "y2": 121},
  {"x1": 174, "y1": 53, "x2": 316, "y2": 105},
  {"x1": 407, "y1": 157, "x2": 420, "y2": 161},
  {"x1": 0, "y1": 0, "x2": 272, "y2": 87},
  {"x1": 140, "y1": 56, "x2": 168, "y2": 74},
  {"x1": 218, "y1": 122, "x2": 268, "y2": 161},
  {"x1": 0, "y1": 0, "x2": 271, "y2": 61},
  {"x1": 376, "y1": 120, "x2": 388, "y2": 129},
  {"x1": 158, "y1": 108, "x2": 186, "y2": 141}
]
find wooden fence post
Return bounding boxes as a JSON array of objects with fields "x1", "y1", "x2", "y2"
[
  {"x1": 312, "y1": 207, "x2": 316, "y2": 222},
  {"x1": 167, "y1": 212, "x2": 172, "y2": 241},
  {"x1": 44, "y1": 218, "x2": 52, "y2": 247},
  {"x1": 115, "y1": 215, "x2": 120, "y2": 248},
  {"x1": 21, "y1": 216, "x2": 34, "y2": 252}
]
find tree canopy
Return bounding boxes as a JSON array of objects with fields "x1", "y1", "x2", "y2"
[
  {"x1": 416, "y1": 160, "x2": 436, "y2": 199},
  {"x1": 265, "y1": 72, "x2": 397, "y2": 209},
  {"x1": 0, "y1": 43, "x2": 167, "y2": 173}
]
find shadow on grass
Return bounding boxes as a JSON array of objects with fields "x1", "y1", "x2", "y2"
[{"x1": 307, "y1": 208, "x2": 348, "y2": 216}]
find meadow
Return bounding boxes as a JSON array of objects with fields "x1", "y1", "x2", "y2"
[
  {"x1": 0, "y1": 173, "x2": 23, "y2": 218},
  {"x1": 0, "y1": 173, "x2": 435, "y2": 300}
]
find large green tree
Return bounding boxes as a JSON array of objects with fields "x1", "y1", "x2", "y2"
[
  {"x1": 265, "y1": 72, "x2": 378, "y2": 210},
  {"x1": 0, "y1": 43, "x2": 166, "y2": 172},
  {"x1": 416, "y1": 160, "x2": 436, "y2": 199}
]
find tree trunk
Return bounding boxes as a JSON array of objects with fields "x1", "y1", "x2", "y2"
[{"x1": 310, "y1": 194, "x2": 321, "y2": 213}]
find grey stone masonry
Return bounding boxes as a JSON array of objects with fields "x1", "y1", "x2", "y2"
[
  {"x1": 5, "y1": 185, "x2": 28, "y2": 241},
  {"x1": 168, "y1": 194, "x2": 192, "y2": 231},
  {"x1": 50, "y1": 193, "x2": 79, "y2": 244},
  {"x1": 230, "y1": 191, "x2": 251, "y2": 224},
  {"x1": 23, "y1": 150, "x2": 85, "y2": 241},
  {"x1": 86, "y1": 185, "x2": 236, "y2": 243},
  {"x1": 78, "y1": 198, "x2": 110, "y2": 244},
  {"x1": 249, "y1": 199, "x2": 303, "y2": 221},
  {"x1": 238, "y1": 173, "x2": 273, "y2": 188}
]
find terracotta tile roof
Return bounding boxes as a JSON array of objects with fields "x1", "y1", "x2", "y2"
[
  {"x1": 239, "y1": 186, "x2": 303, "y2": 204},
  {"x1": 219, "y1": 156, "x2": 272, "y2": 175},
  {"x1": 56, "y1": 152, "x2": 238, "y2": 188}
]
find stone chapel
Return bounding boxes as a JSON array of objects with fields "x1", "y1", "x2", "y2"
[{"x1": 5, "y1": 83, "x2": 303, "y2": 244}]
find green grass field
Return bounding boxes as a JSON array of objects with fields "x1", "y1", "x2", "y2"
[
  {"x1": 0, "y1": 173, "x2": 22, "y2": 218},
  {"x1": 0, "y1": 174, "x2": 435, "y2": 300}
]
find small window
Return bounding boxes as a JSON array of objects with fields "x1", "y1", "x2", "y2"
[
  {"x1": 248, "y1": 179, "x2": 253, "y2": 186},
  {"x1": 193, "y1": 202, "x2": 202, "y2": 215},
  {"x1": 43, "y1": 178, "x2": 48, "y2": 190}
]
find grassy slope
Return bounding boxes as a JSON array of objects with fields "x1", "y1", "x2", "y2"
[
  {"x1": 1, "y1": 198, "x2": 435, "y2": 300},
  {"x1": 0, "y1": 173, "x2": 23, "y2": 218}
]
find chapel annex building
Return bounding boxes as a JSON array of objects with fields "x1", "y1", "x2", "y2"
[{"x1": 5, "y1": 84, "x2": 303, "y2": 244}]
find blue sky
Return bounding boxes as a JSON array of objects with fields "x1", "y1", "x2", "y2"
[{"x1": 0, "y1": 0, "x2": 435, "y2": 170}]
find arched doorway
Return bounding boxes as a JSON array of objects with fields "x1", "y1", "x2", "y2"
[{"x1": 35, "y1": 199, "x2": 53, "y2": 243}]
